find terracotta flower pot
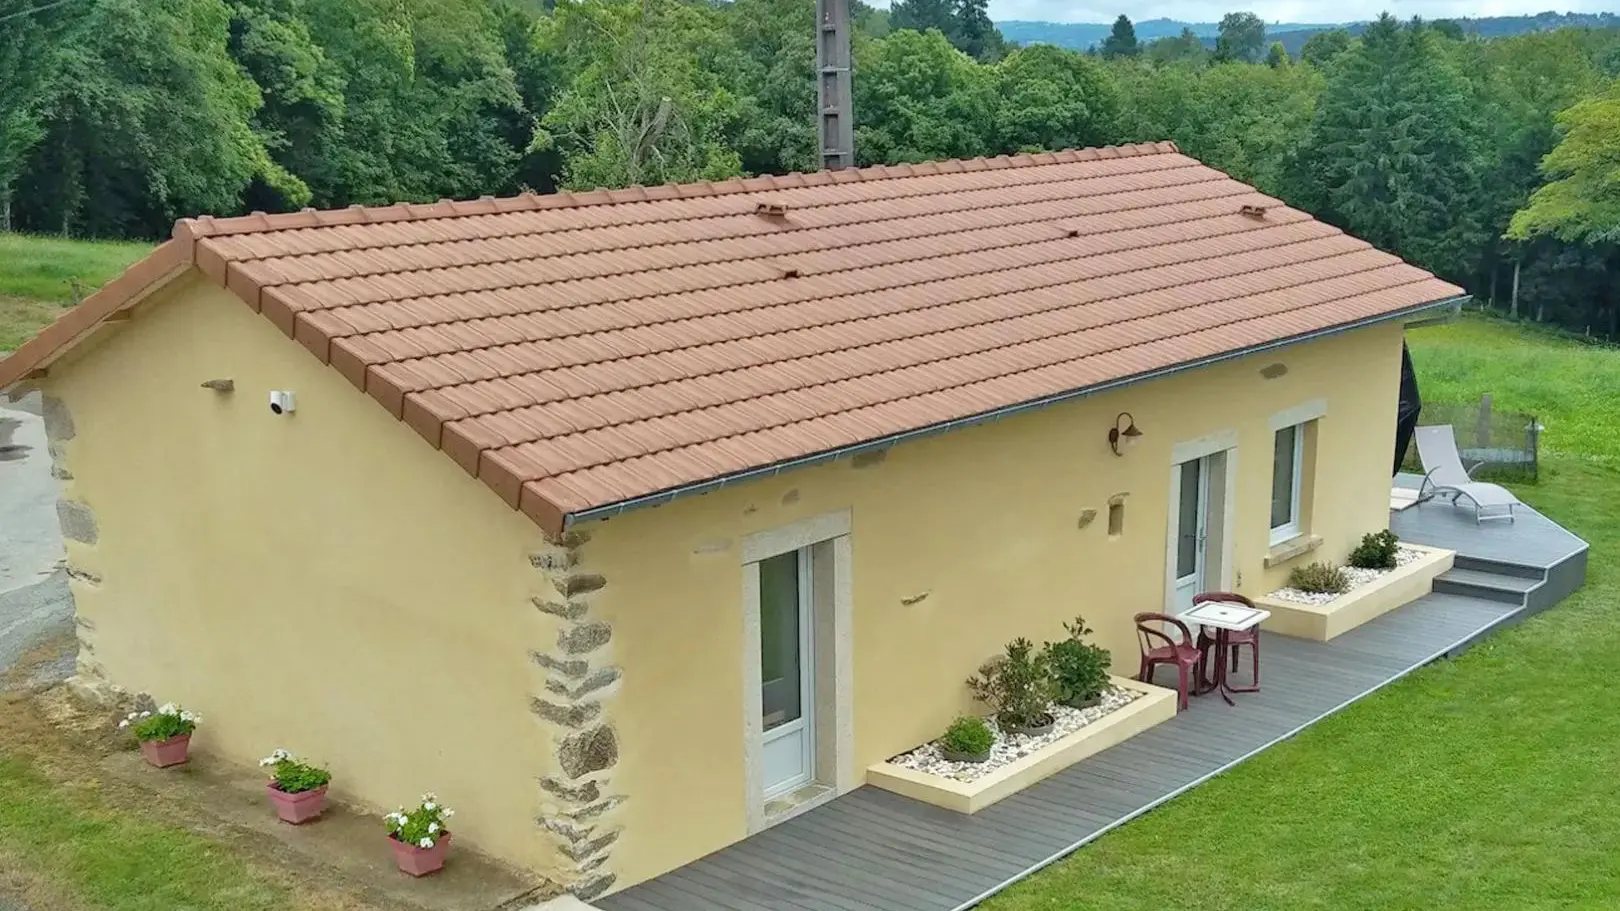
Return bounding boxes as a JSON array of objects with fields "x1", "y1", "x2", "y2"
[
  {"x1": 267, "y1": 783, "x2": 329, "y2": 824},
  {"x1": 390, "y1": 832, "x2": 451, "y2": 877},
  {"x1": 138, "y1": 733, "x2": 191, "y2": 768}
]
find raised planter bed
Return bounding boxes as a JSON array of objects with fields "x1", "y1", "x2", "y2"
[
  {"x1": 866, "y1": 676, "x2": 1177, "y2": 814},
  {"x1": 1256, "y1": 543, "x2": 1455, "y2": 642}
]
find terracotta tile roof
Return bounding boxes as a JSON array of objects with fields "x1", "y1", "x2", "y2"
[{"x1": 0, "y1": 143, "x2": 1466, "y2": 533}]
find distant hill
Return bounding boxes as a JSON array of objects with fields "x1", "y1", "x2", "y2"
[{"x1": 996, "y1": 10, "x2": 1620, "y2": 53}]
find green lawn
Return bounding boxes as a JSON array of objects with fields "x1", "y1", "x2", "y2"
[
  {"x1": 984, "y1": 315, "x2": 1620, "y2": 910},
  {"x1": 0, "y1": 755, "x2": 292, "y2": 911},
  {"x1": 0, "y1": 232, "x2": 152, "y2": 352}
]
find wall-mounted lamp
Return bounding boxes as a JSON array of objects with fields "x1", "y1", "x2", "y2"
[{"x1": 1108, "y1": 412, "x2": 1143, "y2": 456}]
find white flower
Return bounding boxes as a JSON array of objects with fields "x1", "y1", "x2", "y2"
[
  {"x1": 428, "y1": 822, "x2": 439, "y2": 834},
  {"x1": 139, "y1": 711, "x2": 151, "y2": 718},
  {"x1": 399, "y1": 815, "x2": 409, "y2": 826},
  {"x1": 418, "y1": 837, "x2": 433, "y2": 849},
  {"x1": 442, "y1": 808, "x2": 455, "y2": 819},
  {"x1": 157, "y1": 703, "x2": 177, "y2": 715},
  {"x1": 125, "y1": 712, "x2": 139, "y2": 720},
  {"x1": 118, "y1": 720, "x2": 130, "y2": 729},
  {"x1": 423, "y1": 801, "x2": 436, "y2": 811},
  {"x1": 420, "y1": 792, "x2": 437, "y2": 804}
]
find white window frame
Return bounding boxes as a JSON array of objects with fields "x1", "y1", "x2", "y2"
[
  {"x1": 1269, "y1": 425, "x2": 1305, "y2": 546},
  {"x1": 1267, "y1": 399, "x2": 1326, "y2": 548}
]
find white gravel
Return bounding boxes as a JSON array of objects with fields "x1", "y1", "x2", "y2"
[
  {"x1": 1267, "y1": 545, "x2": 1427, "y2": 606},
  {"x1": 888, "y1": 686, "x2": 1144, "y2": 783}
]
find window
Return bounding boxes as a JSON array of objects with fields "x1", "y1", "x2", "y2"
[{"x1": 1270, "y1": 423, "x2": 1306, "y2": 545}]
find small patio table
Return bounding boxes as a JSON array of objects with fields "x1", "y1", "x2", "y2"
[{"x1": 1177, "y1": 599, "x2": 1270, "y2": 706}]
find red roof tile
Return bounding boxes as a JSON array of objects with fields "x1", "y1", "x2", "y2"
[{"x1": 0, "y1": 143, "x2": 1466, "y2": 534}]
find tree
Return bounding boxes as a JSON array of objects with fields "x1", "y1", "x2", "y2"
[
  {"x1": 1214, "y1": 11, "x2": 1265, "y2": 64},
  {"x1": 1100, "y1": 15, "x2": 1139, "y2": 59},
  {"x1": 852, "y1": 28, "x2": 993, "y2": 164},
  {"x1": 723, "y1": 0, "x2": 817, "y2": 176},
  {"x1": 1299, "y1": 29, "x2": 1352, "y2": 68},
  {"x1": 1146, "y1": 27, "x2": 1207, "y2": 67},
  {"x1": 1508, "y1": 83, "x2": 1620, "y2": 245},
  {"x1": 1286, "y1": 14, "x2": 1490, "y2": 281},
  {"x1": 1265, "y1": 41, "x2": 1288, "y2": 68},
  {"x1": 1114, "y1": 58, "x2": 1321, "y2": 193},
  {"x1": 992, "y1": 44, "x2": 1119, "y2": 154},
  {"x1": 887, "y1": 0, "x2": 1003, "y2": 62},
  {"x1": 950, "y1": 0, "x2": 1005, "y2": 62},
  {"x1": 12, "y1": 0, "x2": 289, "y2": 237},
  {"x1": 530, "y1": 0, "x2": 742, "y2": 190}
]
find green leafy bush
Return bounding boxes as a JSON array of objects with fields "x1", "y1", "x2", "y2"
[
  {"x1": 385, "y1": 793, "x2": 455, "y2": 849},
  {"x1": 118, "y1": 703, "x2": 199, "y2": 742},
  {"x1": 258, "y1": 749, "x2": 332, "y2": 794},
  {"x1": 939, "y1": 715, "x2": 994, "y2": 755},
  {"x1": 966, "y1": 637, "x2": 1056, "y2": 730},
  {"x1": 1348, "y1": 529, "x2": 1401, "y2": 570},
  {"x1": 1289, "y1": 561, "x2": 1351, "y2": 594},
  {"x1": 1043, "y1": 616, "x2": 1113, "y2": 707}
]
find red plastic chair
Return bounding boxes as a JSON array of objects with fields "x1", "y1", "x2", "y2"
[
  {"x1": 1133, "y1": 612, "x2": 1205, "y2": 711},
  {"x1": 1192, "y1": 591, "x2": 1260, "y2": 688}
]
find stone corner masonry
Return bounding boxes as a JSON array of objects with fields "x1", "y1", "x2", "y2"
[{"x1": 528, "y1": 528, "x2": 626, "y2": 902}]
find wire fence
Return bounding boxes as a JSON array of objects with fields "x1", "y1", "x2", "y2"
[{"x1": 1401, "y1": 395, "x2": 1540, "y2": 482}]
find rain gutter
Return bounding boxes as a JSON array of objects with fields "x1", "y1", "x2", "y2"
[{"x1": 562, "y1": 293, "x2": 1470, "y2": 528}]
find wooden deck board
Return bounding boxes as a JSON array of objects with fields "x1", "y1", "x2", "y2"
[{"x1": 598, "y1": 497, "x2": 1587, "y2": 911}]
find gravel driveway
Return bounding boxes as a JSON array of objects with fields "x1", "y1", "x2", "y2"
[{"x1": 0, "y1": 390, "x2": 73, "y2": 683}]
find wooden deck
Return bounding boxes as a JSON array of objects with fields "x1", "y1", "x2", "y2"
[{"x1": 598, "y1": 499, "x2": 1588, "y2": 911}]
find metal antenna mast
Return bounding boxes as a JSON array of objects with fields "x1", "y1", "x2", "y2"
[{"x1": 816, "y1": 0, "x2": 854, "y2": 170}]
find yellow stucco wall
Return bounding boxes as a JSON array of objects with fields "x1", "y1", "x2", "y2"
[
  {"x1": 42, "y1": 275, "x2": 563, "y2": 880},
  {"x1": 36, "y1": 268, "x2": 1408, "y2": 895},
  {"x1": 580, "y1": 320, "x2": 1405, "y2": 890}
]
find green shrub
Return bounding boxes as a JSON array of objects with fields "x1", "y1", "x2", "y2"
[
  {"x1": 966, "y1": 637, "x2": 1056, "y2": 729},
  {"x1": 1348, "y1": 529, "x2": 1401, "y2": 570},
  {"x1": 1043, "y1": 616, "x2": 1113, "y2": 706},
  {"x1": 258, "y1": 749, "x2": 332, "y2": 794},
  {"x1": 1289, "y1": 561, "x2": 1350, "y2": 594},
  {"x1": 118, "y1": 702, "x2": 199, "y2": 742},
  {"x1": 385, "y1": 793, "x2": 456, "y2": 849},
  {"x1": 939, "y1": 715, "x2": 994, "y2": 755}
]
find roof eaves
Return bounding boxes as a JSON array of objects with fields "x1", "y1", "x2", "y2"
[
  {"x1": 556, "y1": 291, "x2": 1470, "y2": 531},
  {"x1": 0, "y1": 238, "x2": 192, "y2": 390}
]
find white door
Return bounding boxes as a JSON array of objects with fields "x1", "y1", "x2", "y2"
[
  {"x1": 1171, "y1": 456, "x2": 1210, "y2": 613},
  {"x1": 757, "y1": 548, "x2": 814, "y2": 798}
]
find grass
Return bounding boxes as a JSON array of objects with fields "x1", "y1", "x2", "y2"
[
  {"x1": 0, "y1": 755, "x2": 292, "y2": 911},
  {"x1": 0, "y1": 233, "x2": 152, "y2": 353},
  {"x1": 983, "y1": 314, "x2": 1620, "y2": 909}
]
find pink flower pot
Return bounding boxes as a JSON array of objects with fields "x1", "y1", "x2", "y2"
[
  {"x1": 267, "y1": 783, "x2": 329, "y2": 824},
  {"x1": 138, "y1": 733, "x2": 191, "y2": 768},
  {"x1": 389, "y1": 831, "x2": 451, "y2": 877}
]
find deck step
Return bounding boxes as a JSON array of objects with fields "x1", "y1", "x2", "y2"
[
  {"x1": 1450, "y1": 554, "x2": 1547, "y2": 580},
  {"x1": 1432, "y1": 568, "x2": 1540, "y2": 605}
]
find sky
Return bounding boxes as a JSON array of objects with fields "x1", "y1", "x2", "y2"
[{"x1": 931, "y1": 0, "x2": 1620, "y2": 24}]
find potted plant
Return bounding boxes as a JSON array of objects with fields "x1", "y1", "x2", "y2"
[
  {"x1": 259, "y1": 749, "x2": 333, "y2": 824},
  {"x1": 119, "y1": 702, "x2": 200, "y2": 768},
  {"x1": 1044, "y1": 616, "x2": 1113, "y2": 709},
  {"x1": 384, "y1": 793, "x2": 456, "y2": 877},
  {"x1": 937, "y1": 715, "x2": 995, "y2": 763},
  {"x1": 966, "y1": 637, "x2": 1057, "y2": 737}
]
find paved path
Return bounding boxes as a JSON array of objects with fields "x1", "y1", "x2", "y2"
[{"x1": 0, "y1": 390, "x2": 73, "y2": 683}]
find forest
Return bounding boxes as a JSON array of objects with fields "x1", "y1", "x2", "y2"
[{"x1": 1, "y1": 0, "x2": 1618, "y2": 337}]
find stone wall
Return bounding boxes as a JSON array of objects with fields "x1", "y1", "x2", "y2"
[
  {"x1": 31, "y1": 388, "x2": 113, "y2": 699},
  {"x1": 526, "y1": 529, "x2": 625, "y2": 902}
]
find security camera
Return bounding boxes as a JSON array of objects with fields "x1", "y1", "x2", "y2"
[{"x1": 268, "y1": 390, "x2": 297, "y2": 415}]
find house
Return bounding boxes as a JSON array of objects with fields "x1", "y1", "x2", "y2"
[{"x1": 0, "y1": 142, "x2": 1466, "y2": 900}]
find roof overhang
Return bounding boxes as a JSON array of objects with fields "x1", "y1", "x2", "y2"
[
  {"x1": 561, "y1": 293, "x2": 1473, "y2": 529},
  {"x1": 0, "y1": 239, "x2": 192, "y2": 391}
]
